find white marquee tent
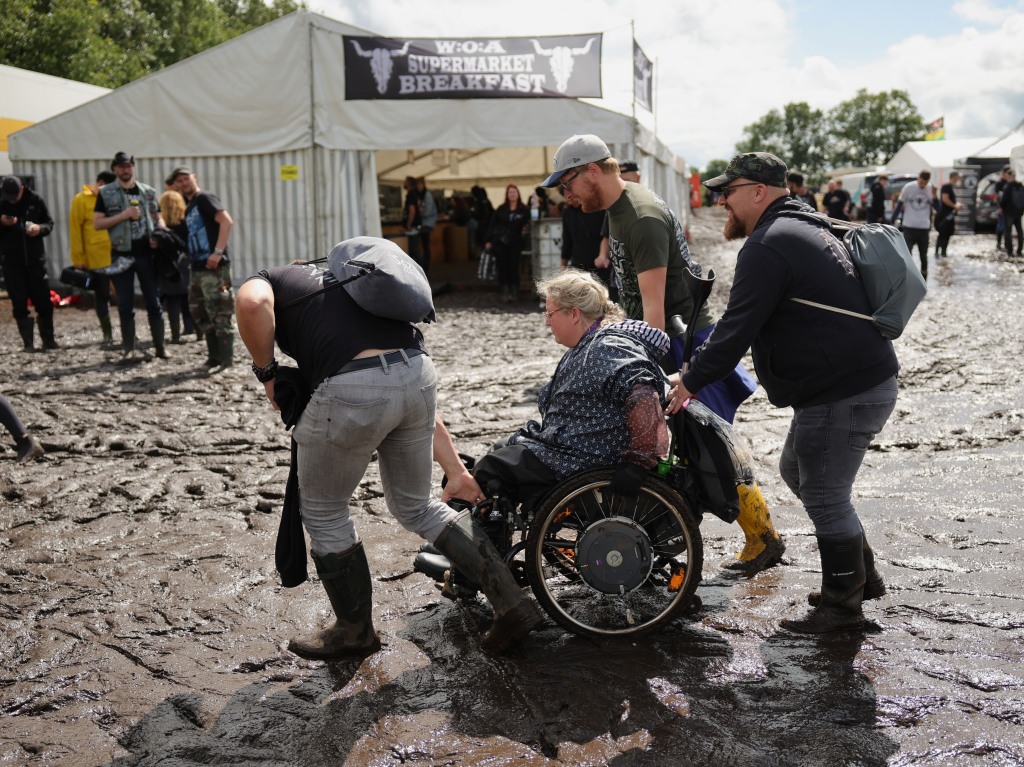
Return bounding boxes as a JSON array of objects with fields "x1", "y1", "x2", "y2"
[
  {"x1": 9, "y1": 10, "x2": 690, "y2": 282},
  {"x1": 885, "y1": 136, "x2": 996, "y2": 185}
]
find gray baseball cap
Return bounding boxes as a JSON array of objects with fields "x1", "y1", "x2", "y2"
[
  {"x1": 540, "y1": 134, "x2": 612, "y2": 188},
  {"x1": 703, "y1": 152, "x2": 788, "y2": 191}
]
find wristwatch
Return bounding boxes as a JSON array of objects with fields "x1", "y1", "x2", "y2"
[
  {"x1": 252, "y1": 359, "x2": 278, "y2": 382},
  {"x1": 213, "y1": 247, "x2": 224, "y2": 255}
]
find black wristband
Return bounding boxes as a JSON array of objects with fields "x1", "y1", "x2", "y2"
[{"x1": 252, "y1": 359, "x2": 278, "y2": 383}]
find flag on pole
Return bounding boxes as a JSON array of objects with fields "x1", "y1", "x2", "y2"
[
  {"x1": 925, "y1": 116, "x2": 945, "y2": 141},
  {"x1": 633, "y1": 40, "x2": 653, "y2": 112}
]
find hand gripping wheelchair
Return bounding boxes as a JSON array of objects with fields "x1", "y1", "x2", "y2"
[{"x1": 416, "y1": 269, "x2": 761, "y2": 640}]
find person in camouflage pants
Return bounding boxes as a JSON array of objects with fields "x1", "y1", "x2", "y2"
[{"x1": 168, "y1": 166, "x2": 236, "y2": 371}]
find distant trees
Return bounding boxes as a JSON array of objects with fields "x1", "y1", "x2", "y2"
[
  {"x1": 0, "y1": 0, "x2": 304, "y2": 88},
  {"x1": 707, "y1": 89, "x2": 926, "y2": 186}
]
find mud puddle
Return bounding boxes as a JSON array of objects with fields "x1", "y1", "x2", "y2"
[{"x1": 2, "y1": 210, "x2": 1023, "y2": 766}]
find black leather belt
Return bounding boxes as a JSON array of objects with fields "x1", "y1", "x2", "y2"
[{"x1": 333, "y1": 348, "x2": 425, "y2": 376}]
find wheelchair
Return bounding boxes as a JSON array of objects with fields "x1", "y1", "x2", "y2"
[{"x1": 416, "y1": 268, "x2": 762, "y2": 640}]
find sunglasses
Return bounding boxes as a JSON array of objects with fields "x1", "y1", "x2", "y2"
[{"x1": 720, "y1": 182, "x2": 761, "y2": 199}]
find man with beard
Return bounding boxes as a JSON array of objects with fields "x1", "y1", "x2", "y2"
[
  {"x1": 667, "y1": 152, "x2": 900, "y2": 634},
  {"x1": 93, "y1": 152, "x2": 167, "y2": 358},
  {"x1": 540, "y1": 135, "x2": 782, "y2": 575}
]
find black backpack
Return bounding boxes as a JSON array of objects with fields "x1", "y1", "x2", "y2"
[{"x1": 1011, "y1": 183, "x2": 1024, "y2": 213}]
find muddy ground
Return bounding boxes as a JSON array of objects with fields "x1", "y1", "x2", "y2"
[{"x1": 2, "y1": 207, "x2": 1023, "y2": 767}]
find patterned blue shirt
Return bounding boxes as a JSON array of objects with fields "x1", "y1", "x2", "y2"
[{"x1": 510, "y1": 320, "x2": 670, "y2": 479}]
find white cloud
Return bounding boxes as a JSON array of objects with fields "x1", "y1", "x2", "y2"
[{"x1": 307, "y1": 0, "x2": 1024, "y2": 170}]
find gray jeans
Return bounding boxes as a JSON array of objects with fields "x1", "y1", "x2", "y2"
[
  {"x1": 779, "y1": 376, "x2": 898, "y2": 540},
  {"x1": 292, "y1": 353, "x2": 457, "y2": 555}
]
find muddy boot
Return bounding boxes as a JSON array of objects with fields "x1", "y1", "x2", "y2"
[
  {"x1": 99, "y1": 316, "x2": 114, "y2": 346},
  {"x1": 37, "y1": 311, "x2": 59, "y2": 350},
  {"x1": 722, "y1": 482, "x2": 785, "y2": 574},
  {"x1": 288, "y1": 542, "x2": 382, "y2": 661},
  {"x1": 149, "y1": 316, "x2": 169, "y2": 359},
  {"x1": 16, "y1": 317, "x2": 36, "y2": 352},
  {"x1": 120, "y1": 318, "x2": 137, "y2": 358},
  {"x1": 809, "y1": 533, "x2": 885, "y2": 606},
  {"x1": 203, "y1": 333, "x2": 219, "y2": 368},
  {"x1": 15, "y1": 434, "x2": 45, "y2": 462},
  {"x1": 781, "y1": 533, "x2": 866, "y2": 634},
  {"x1": 433, "y1": 510, "x2": 543, "y2": 653},
  {"x1": 211, "y1": 332, "x2": 234, "y2": 372}
]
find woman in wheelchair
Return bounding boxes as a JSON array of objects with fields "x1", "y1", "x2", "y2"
[{"x1": 472, "y1": 268, "x2": 671, "y2": 511}]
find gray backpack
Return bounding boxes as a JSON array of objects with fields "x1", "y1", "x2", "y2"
[{"x1": 791, "y1": 218, "x2": 927, "y2": 340}]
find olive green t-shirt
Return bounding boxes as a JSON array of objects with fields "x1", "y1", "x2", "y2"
[{"x1": 606, "y1": 182, "x2": 713, "y2": 331}]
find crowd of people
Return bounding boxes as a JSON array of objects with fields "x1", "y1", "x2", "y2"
[
  {"x1": 4, "y1": 134, "x2": 1016, "y2": 660},
  {"x1": 2, "y1": 151, "x2": 236, "y2": 463}
]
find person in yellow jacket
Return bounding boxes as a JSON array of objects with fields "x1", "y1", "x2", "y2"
[{"x1": 69, "y1": 171, "x2": 116, "y2": 345}]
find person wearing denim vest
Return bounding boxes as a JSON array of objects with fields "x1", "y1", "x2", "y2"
[{"x1": 93, "y1": 152, "x2": 168, "y2": 359}]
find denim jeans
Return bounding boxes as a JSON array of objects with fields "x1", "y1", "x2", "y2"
[
  {"x1": 111, "y1": 249, "x2": 162, "y2": 326},
  {"x1": 779, "y1": 376, "x2": 897, "y2": 540},
  {"x1": 292, "y1": 353, "x2": 457, "y2": 555}
]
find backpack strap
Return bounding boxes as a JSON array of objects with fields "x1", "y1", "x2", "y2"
[
  {"x1": 279, "y1": 259, "x2": 375, "y2": 310},
  {"x1": 790, "y1": 297, "x2": 872, "y2": 322}
]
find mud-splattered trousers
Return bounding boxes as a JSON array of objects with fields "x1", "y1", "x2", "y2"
[
  {"x1": 292, "y1": 352, "x2": 458, "y2": 555},
  {"x1": 189, "y1": 263, "x2": 235, "y2": 338}
]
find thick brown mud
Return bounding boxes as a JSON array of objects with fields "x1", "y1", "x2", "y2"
[{"x1": 2, "y1": 208, "x2": 1023, "y2": 766}]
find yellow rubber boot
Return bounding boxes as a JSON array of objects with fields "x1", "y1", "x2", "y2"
[{"x1": 723, "y1": 482, "x2": 785, "y2": 573}]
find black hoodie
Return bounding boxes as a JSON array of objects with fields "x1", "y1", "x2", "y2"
[{"x1": 683, "y1": 196, "x2": 899, "y2": 408}]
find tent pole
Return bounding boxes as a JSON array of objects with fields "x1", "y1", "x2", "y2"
[{"x1": 308, "y1": 15, "x2": 321, "y2": 258}]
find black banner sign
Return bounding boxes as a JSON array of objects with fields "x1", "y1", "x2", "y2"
[
  {"x1": 633, "y1": 40, "x2": 653, "y2": 112},
  {"x1": 343, "y1": 34, "x2": 602, "y2": 100}
]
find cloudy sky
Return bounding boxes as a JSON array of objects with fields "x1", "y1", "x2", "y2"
[{"x1": 307, "y1": 0, "x2": 1024, "y2": 169}]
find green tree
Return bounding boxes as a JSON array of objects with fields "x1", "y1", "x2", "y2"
[
  {"x1": 0, "y1": 0, "x2": 303, "y2": 88},
  {"x1": 736, "y1": 101, "x2": 829, "y2": 181},
  {"x1": 702, "y1": 158, "x2": 729, "y2": 180},
  {"x1": 827, "y1": 89, "x2": 925, "y2": 168}
]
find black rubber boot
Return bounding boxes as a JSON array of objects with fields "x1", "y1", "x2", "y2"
[
  {"x1": 15, "y1": 434, "x2": 45, "y2": 462},
  {"x1": 433, "y1": 510, "x2": 543, "y2": 653},
  {"x1": 203, "y1": 333, "x2": 219, "y2": 367},
  {"x1": 212, "y1": 332, "x2": 234, "y2": 371},
  {"x1": 120, "y1": 318, "x2": 136, "y2": 357},
  {"x1": 149, "y1": 316, "x2": 169, "y2": 359},
  {"x1": 781, "y1": 533, "x2": 866, "y2": 634},
  {"x1": 37, "y1": 311, "x2": 59, "y2": 350},
  {"x1": 16, "y1": 317, "x2": 36, "y2": 352},
  {"x1": 809, "y1": 534, "x2": 885, "y2": 606},
  {"x1": 99, "y1": 316, "x2": 114, "y2": 346},
  {"x1": 288, "y1": 542, "x2": 382, "y2": 661}
]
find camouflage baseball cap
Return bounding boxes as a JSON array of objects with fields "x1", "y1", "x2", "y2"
[{"x1": 703, "y1": 152, "x2": 788, "y2": 191}]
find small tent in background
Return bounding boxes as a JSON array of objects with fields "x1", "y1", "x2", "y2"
[
  {"x1": 0, "y1": 65, "x2": 109, "y2": 175},
  {"x1": 8, "y1": 10, "x2": 691, "y2": 284},
  {"x1": 965, "y1": 119, "x2": 1024, "y2": 178},
  {"x1": 885, "y1": 137, "x2": 996, "y2": 185}
]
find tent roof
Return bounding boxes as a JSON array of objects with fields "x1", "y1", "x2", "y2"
[
  {"x1": 9, "y1": 10, "x2": 641, "y2": 162},
  {"x1": 966, "y1": 119, "x2": 1024, "y2": 160},
  {"x1": 886, "y1": 137, "x2": 997, "y2": 172}
]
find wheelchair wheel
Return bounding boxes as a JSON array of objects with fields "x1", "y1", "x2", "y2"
[{"x1": 525, "y1": 468, "x2": 703, "y2": 639}]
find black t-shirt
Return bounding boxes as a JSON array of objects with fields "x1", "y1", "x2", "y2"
[
  {"x1": 251, "y1": 264, "x2": 426, "y2": 389},
  {"x1": 940, "y1": 183, "x2": 957, "y2": 211},
  {"x1": 823, "y1": 188, "x2": 851, "y2": 219}
]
